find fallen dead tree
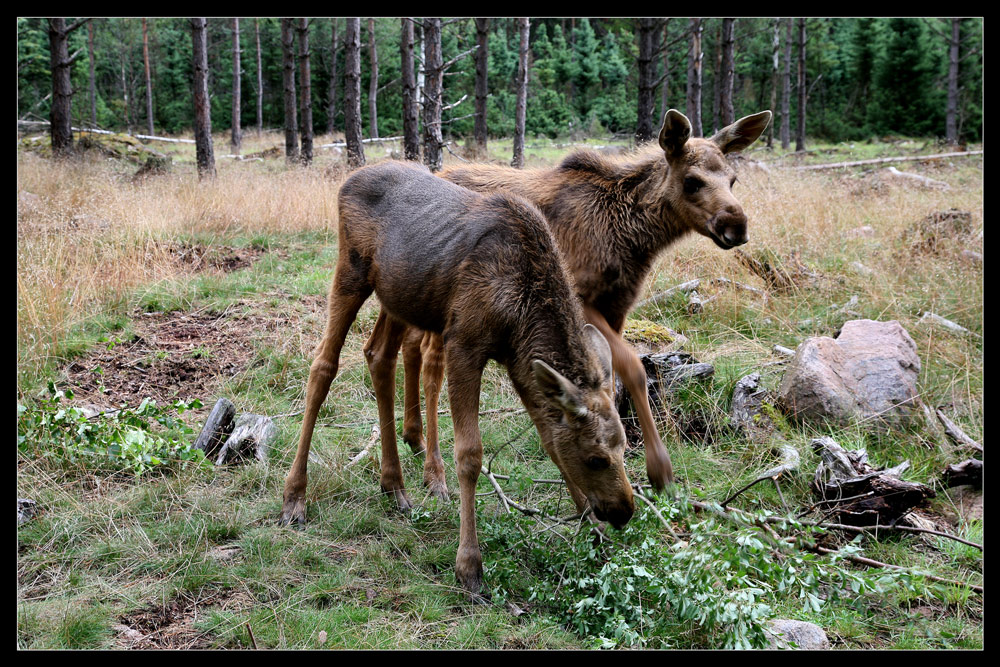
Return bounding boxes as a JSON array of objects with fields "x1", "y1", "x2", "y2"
[{"x1": 791, "y1": 150, "x2": 983, "y2": 171}]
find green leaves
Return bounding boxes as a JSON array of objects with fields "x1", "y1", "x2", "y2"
[
  {"x1": 17, "y1": 384, "x2": 209, "y2": 476},
  {"x1": 479, "y1": 490, "x2": 924, "y2": 649}
]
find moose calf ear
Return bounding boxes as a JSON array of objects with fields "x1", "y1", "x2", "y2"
[
  {"x1": 658, "y1": 109, "x2": 692, "y2": 158},
  {"x1": 711, "y1": 110, "x2": 772, "y2": 154},
  {"x1": 582, "y1": 324, "x2": 613, "y2": 382},
  {"x1": 532, "y1": 359, "x2": 587, "y2": 419}
]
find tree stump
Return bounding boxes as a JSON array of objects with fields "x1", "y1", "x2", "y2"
[
  {"x1": 194, "y1": 398, "x2": 236, "y2": 457},
  {"x1": 215, "y1": 414, "x2": 277, "y2": 465}
]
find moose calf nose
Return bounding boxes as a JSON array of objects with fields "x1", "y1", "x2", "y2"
[
  {"x1": 600, "y1": 501, "x2": 635, "y2": 530},
  {"x1": 723, "y1": 228, "x2": 748, "y2": 246}
]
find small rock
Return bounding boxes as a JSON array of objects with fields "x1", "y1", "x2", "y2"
[
  {"x1": 17, "y1": 498, "x2": 37, "y2": 525},
  {"x1": 765, "y1": 619, "x2": 830, "y2": 650},
  {"x1": 847, "y1": 225, "x2": 875, "y2": 238}
]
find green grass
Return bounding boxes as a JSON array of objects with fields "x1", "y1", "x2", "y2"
[{"x1": 17, "y1": 137, "x2": 982, "y2": 649}]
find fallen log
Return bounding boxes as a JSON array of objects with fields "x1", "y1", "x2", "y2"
[
  {"x1": 810, "y1": 437, "x2": 934, "y2": 527},
  {"x1": 792, "y1": 150, "x2": 983, "y2": 171},
  {"x1": 942, "y1": 459, "x2": 982, "y2": 489}
]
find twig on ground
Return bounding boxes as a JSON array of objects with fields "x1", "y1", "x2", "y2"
[
  {"x1": 635, "y1": 279, "x2": 700, "y2": 309},
  {"x1": 809, "y1": 545, "x2": 982, "y2": 595},
  {"x1": 935, "y1": 409, "x2": 983, "y2": 453},
  {"x1": 632, "y1": 487, "x2": 679, "y2": 540},
  {"x1": 345, "y1": 424, "x2": 380, "y2": 468}
]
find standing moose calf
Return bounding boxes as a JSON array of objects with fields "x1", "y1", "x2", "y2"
[
  {"x1": 399, "y1": 109, "x2": 772, "y2": 495},
  {"x1": 280, "y1": 161, "x2": 634, "y2": 593}
]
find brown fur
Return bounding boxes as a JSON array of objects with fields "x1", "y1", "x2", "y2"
[
  {"x1": 402, "y1": 109, "x2": 772, "y2": 490},
  {"x1": 280, "y1": 160, "x2": 634, "y2": 594}
]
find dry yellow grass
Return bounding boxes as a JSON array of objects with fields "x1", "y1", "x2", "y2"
[{"x1": 17, "y1": 139, "x2": 983, "y2": 409}]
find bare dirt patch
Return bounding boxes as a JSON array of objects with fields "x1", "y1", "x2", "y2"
[
  {"x1": 63, "y1": 308, "x2": 266, "y2": 408},
  {"x1": 114, "y1": 590, "x2": 255, "y2": 649},
  {"x1": 164, "y1": 241, "x2": 267, "y2": 273}
]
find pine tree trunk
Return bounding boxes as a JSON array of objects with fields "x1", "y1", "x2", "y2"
[
  {"x1": 686, "y1": 18, "x2": 703, "y2": 137},
  {"x1": 190, "y1": 18, "x2": 216, "y2": 179},
  {"x1": 768, "y1": 18, "x2": 779, "y2": 148},
  {"x1": 781, "y1": 18, "x2": 792, "y2": 150},
  {"x1": 473, "y1": 18, "x2": 489, "y2": 155},
  {"x1": 945, "y1": 18, "x2": 960, "y2": 145},
  {"x1": 88, "y1": 20, "x2": 97, "y2": 128},
  {"x1": 636, "y1": 18, "x2": 658, "y2": 143},
  {"x1": 231, "y1": 18, "x2": 241, "y2": 154},
  {"x1": 660, "y1": 20, "x2": 671, "y2": 121},
  {"x1": 255, "y1": 19, "x2": 263, "y2": 136},
  {"x1": 344, "y1": 18, "x2": 365, "y2": 167},
  {"x1": 143, "y1": 18, "x2": 155, "y2": 137},
  {"x1": 280, "y1": 18, "x2": 300, "y2": 163},
  {"x1": 400, "y1": 18, "x2": 420, "y2": 160},
  {"x1": 367, "y1": 18, "x2": 379, "y2": 140},
  {"x1": 48, "y1": 18, "x2": 76, "y2": 156},
  {"x1": 327, "y1": 18, "x2": 338, "y2": 135},
  {"x1": 712, "y1": 21, "x2": 722, "y2": 134},
  {"x1": 421, "y1": 18, "x2": 443, "y2": 172},
  {"x1": 721, "y1": 18, "x2": 735, "y2": 127},
  {"x1": 298, "y1": 17, "x2": 313, "y2": 165},
  {"x1": 796, "y1": 18, "x2": 806, "y2": 152},
  {"x1": 511, "y1": 18, "x2": 529, "y2": 168}
]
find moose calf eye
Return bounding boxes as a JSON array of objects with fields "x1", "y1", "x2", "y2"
[
  {"x1": 683, "y1": 177, "x2": 704, "y2": 194},
  {"x1": 586, "y1": 456, "x2": 610, "y2": 471}
]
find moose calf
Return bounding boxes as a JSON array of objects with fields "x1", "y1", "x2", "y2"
[
  {"x1": 402, "y1": 109, "x2": 772, "y2": 493},
  {"x1": 280, "y1": 161, "x2": 635, "y2": 593}
]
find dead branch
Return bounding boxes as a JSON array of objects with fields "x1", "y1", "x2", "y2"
[
  {"x1": 810, "y1": 545, "x2": 982, "y2": 594},
  {"x1": 919, "y1": 311, "x2": 980, "y2": 338},
  {"x1": 345, "y1": 424, "x2": 380, "y2": 467},
  {"x1": 721, "y1": 443, "x2": 800, "y2": 508},
  {"x1": 942, "y1": 459, "x2": 982, "y2": 489},
  {"x1": 710, "y1": 276, "x2": 769, "y2": 301},
  {"x1": 792, "y1": 150, "x2": 983, "y2": 171},
  {"x1": 635, "y1": 279, "x2": 700, "y2": 309},
  {"x1": 935, "y1": 410, "x2": 983, "y2": 453},
  {"x1": 884, "y1": 166, "x2": 949, "y2": 189}
]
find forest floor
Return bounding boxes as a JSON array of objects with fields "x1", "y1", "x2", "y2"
[{"x1": 17, "y1": 131, "x2": 983, "y2": 649}]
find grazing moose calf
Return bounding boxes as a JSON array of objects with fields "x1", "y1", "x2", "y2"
[
  {"x1": 401, "y1": 109, "x2": 772, "y2": 493},
  {"x1": 280, "y1": 161, "x2": 634, "y2": 593}
]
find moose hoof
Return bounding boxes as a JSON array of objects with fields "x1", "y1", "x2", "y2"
[
  {"x1": 402, "y1": 431, "x2": 426, "y2": 456},
  {"x1": 456, "y1": 548, "x2": 484, "y2": 595},
  {"x1": 424, "y1": 476, "x2": 450, "y2": 502},
  {"x1": 279, "y1": 496, "x2": 307, "y2": 526},
  {"x1": 646, "y1": 449, "x2": 675, "y2": 491},
  {"x1": 385, "y1": 487, "x2": 413, "y2": 514}
]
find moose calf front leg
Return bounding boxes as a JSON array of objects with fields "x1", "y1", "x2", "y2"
[
  {"x1": 282, "y1": 285, "x2": 371, "y2": 525},
  {"x1": 447, "y1": 351, "x2": 485, "y2": 594},
  {"x1": 585, "y1": 308, "x2": 674, "y2": 489}
]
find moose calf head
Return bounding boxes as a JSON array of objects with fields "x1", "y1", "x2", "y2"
[
  {"x1": 657, "y1": 109, "x2": 772, "y2": 250},
  {"x1": 531, "y1": 324, "x2": 634, "y2": 528}
]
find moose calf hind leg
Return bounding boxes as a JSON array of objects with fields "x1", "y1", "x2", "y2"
[
  {"x1": 364, "y1": 313, "x2": 414, "y2": 512},
  {"x1": 420, "y1": 333, "x2": 449, "y2": 501}
]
